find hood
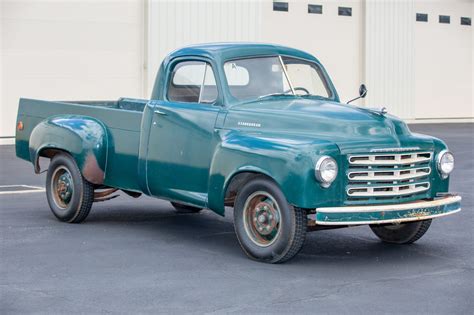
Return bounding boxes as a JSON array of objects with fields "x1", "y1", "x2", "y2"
[{"x1": 224, "y1": 98, "x2": 435, "y2": 153}]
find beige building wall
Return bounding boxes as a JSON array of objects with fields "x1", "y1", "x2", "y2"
[
  {"x1": 1, "y1": 0, "x2": 473, "y2": 142},
  {"x1": 364, "y1": 0, "x2": 415, "y2": 119},
  {"x1": 0, "y1": 0, "x2": 145, "y2": 143}
]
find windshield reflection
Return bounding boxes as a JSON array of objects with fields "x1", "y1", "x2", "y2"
[{"x1": 224, "y1": 56, "x2": 332, "y2": 102}]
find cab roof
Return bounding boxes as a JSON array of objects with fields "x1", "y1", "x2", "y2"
[{"x1": 166, "y1": 42, "x2": 319, "y2": 64}]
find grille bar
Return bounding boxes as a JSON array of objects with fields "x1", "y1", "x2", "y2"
[
  {"x1": 346, "y1": 151, "x2": 433, "y2": 201},
  {"x1": 348, "y1": 166, "x2": 431, "y2": 181},
  {"x1": 349, "y1": 152, "x2": 432, "y2": 166},
  {"x1": 347, "y1": 182, "x2": 430, "y2": 197}
]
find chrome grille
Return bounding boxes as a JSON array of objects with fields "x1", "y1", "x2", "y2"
[{"x1": 346, "y1": 151, "x2": 433, "y2": 204}]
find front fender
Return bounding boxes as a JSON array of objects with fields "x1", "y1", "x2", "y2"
[
  {"x1": 207, "y1": 130, "x2": 341, "y2": 215},
  {"x1": 29, "y1": 115, "x2": 108, "y2": 184}
]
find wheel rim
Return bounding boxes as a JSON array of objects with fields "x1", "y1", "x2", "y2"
[
  {"x1": 51, "y1": 166, "x2": 73, "y2": 209},
  {"x1": 243, "y1": 191, "x2": 282, "y2": 247}
]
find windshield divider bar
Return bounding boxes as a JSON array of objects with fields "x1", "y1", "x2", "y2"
[{"x1": 279, "y1": 56, "x2": 296, "y2": 95}]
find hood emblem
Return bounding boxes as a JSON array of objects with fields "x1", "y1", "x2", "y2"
[{"x1": 238, "y1": 121, "x2": 261, "y2": 128}]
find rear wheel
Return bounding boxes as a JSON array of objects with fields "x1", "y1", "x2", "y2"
[
  {"x1": 370, "y1": 219, "x2": 432, "y2": 244},
  {"x1": 171, "y1": 202, "x2": 202, "y2": 213},
  {"x1": 46, "y1": 153, "x2": 94, "y2": 223},
  {"x1": 233, "y1": 177, "x2": 307, "y2": 263}
]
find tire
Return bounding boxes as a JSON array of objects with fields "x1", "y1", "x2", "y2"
[
  {"x1": 370, "y1": 219, "x2": 432, "y2": 244},
  {"x1": 233, "y1": 177, "x2": 307, "y2": 263},
  {"x1": 171, "y1": 202, "x2": 202, "y2": 213},
  {"x1": 45, "y1": 153, "x2": 94, "y2": 223}
]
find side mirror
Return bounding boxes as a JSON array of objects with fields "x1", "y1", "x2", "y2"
[
  {"x1": 359, "y1": 84, "x2": 367, "y2": 98},
  {"x1": 347, "y1": 84, "x2": 368, "y2": 104}
]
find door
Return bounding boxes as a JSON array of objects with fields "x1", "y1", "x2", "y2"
[{"x1": 146, "y1": 60, "x2": 221, "y2": 206}]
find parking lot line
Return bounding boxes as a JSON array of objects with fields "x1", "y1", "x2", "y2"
[{"x1": 0, "y1": 185, "x2": 45, "y2": 195}]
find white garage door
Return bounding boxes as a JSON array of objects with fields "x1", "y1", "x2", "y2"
[
  {"x1": 0, "y1": 0, "x2": 145, "y2": 142},
  {"x1": 414, "y1": 0, "x2": 473, "y2": 120}
]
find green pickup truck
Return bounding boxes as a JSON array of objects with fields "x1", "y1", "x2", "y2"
[{"x1": 16, "y1": 43, "x2": 461, "y2": 263}]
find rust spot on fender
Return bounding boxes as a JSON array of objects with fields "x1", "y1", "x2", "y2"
[{"x1": 82, "y1": 154, "x2": 104, "y2": 184}]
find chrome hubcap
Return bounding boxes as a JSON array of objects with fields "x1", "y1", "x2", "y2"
[{"x1": 243, "y1": 191, "x2": 281, "y2": 247}]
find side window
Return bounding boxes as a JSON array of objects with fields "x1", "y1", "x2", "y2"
[{"x1": 168, "y1": 61, "x2": 218, "y2": 104}]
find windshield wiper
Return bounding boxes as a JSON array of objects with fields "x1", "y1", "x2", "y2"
[{"x1": 257, "y1": 93, "x2": 296, "y2": 101}]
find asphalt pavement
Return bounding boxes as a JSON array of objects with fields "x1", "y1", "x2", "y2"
[{"x1": 1, "y1": 123, "x2": 473, "y2": 314}]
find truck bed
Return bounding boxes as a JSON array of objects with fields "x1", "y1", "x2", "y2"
[{"x1": 16, "y1": 98, "x2": 149, "y2": 191}]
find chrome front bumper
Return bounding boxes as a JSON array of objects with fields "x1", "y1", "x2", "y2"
[{"x1": 308, "y1": 195, "x2": 461, "y2": 226}]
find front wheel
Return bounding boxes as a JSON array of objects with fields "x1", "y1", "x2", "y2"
[
  {"x1": 46, "y1": 153, "x2": 94, "y2": 223},
  {"x1": 370, "y1": 219, "x2": 432, "y2": 244},
  {"x1": 233, "y1": 177, "x2": 307, "y2": 263}
]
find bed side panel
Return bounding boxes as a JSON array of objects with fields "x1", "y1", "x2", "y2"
[{"x1": 16, "y1": 98, "x2": 144, "y2": 191}]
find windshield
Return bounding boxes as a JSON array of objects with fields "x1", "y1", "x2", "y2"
[{"x1": 223, "y1": 56, "x2": 332, "y2": 102}]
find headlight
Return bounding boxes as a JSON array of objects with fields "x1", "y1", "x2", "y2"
[
  {"x1": 437, "y1": 150, "x2": 454, "y2": 178},
  {"x1": 315, "y1": 156, "x2": 338, "y2": 187}
]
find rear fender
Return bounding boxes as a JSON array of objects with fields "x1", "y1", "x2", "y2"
[{"x1": 29, "y1": 115, "x2": 108, "y2": 184}]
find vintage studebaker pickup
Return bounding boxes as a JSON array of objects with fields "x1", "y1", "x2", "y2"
[{"x1": 16, "y1": 43, "x2": 461, "y2": 263}]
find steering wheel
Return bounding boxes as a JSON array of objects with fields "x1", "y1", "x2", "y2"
[
  {"x1": 282, "y1": 87, "x2": 310, "y2": 95},
  {"x1": 293, "y1": 87, "x2": 310, "y2": 95}
]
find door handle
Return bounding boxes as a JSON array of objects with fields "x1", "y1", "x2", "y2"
[{"x1": 154, "y1": 109, "x2": 167, "y2": 116}]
